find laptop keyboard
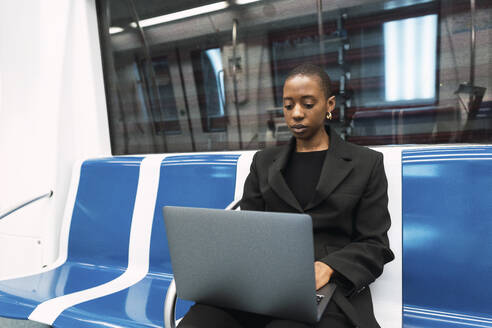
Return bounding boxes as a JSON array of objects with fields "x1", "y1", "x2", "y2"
[{"x1": 316, "y1": 294, "x2": 325, "y2": 304}]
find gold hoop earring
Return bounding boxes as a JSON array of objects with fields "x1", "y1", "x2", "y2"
[{"x1": 326, "y1": 112, "x2": 332, "y2": 120}]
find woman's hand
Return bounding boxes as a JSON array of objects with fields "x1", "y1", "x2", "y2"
[{"x1": 314, "y1": 261, "x2": 334, "y2": 290}]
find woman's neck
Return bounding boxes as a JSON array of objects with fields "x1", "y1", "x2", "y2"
[{"x1": 295, "y1": 128, "x2": 329, "y2": 152}]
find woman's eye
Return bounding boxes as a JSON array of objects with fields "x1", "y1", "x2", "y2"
[
  {"x1": 284, "y1": 104, "x2": 293, "y2": 110},
  {"x1": 304, "y1": 103, "x2": 314, "y2": 109}
]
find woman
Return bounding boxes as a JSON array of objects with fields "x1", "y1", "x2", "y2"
[{"x1": 178, "y1": 63, "x2": 394, "y2": 328}]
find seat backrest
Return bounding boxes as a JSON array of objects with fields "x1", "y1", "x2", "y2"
[
  {"x1": 66, "y1": 157, "x2": 143, "y2": 267},
  {"x1": 402, "y1": 146, "x2": 492, "y2": 325},
  {"x1": 149, "y1": 154, "x2": 240, "y2": 274},
  {"x1": 142, "y1": 153, "x2": 249, "y2": 321}
]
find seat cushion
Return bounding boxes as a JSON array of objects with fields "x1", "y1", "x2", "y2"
[{"x1": 0, "y1": 262, "x2": 124, "y2": 320}]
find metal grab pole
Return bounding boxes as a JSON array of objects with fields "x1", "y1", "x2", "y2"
[
  {"x1": 317, "y1": 0, "x2": 324, "y2": 61},
  {"x1": 0, "y1": 191, "x2": 53, "y2": 220},
  {"x1": 468, "y1": 0, "x2": 476, "y2": 109},
  {"x1": 232, "y1": 19, "x2": 244, "y2": 149}
]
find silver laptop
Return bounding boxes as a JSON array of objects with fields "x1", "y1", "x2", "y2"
[{"x1": 163, "y1": 206, "x2": 336, "y2": 324}]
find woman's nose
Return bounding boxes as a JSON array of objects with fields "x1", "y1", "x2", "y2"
[{"x1": 292, "y1": 105, "x2": 304, "y2": 120}]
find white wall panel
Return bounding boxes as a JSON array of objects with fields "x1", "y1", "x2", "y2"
[
  {"x1": 0, "y1": 0, "x2": 110, "y2": 277},
  {"x1": 0, "y1": 234, "x2": 43, "y2": 278}
]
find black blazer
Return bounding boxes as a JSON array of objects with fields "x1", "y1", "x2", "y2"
[{"x1": 240, "y1": 126, "x2": 394, "y2": 327}]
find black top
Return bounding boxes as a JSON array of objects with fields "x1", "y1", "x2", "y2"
[{"x1": 283, "y1": 149, "x2": 328, "y2": 209}]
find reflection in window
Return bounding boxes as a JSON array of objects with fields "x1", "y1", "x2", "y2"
[
  {"x1": 148, "y1": 57, "x2": 181, "y2": 135},
  {"x1": 97, "y1": 0, "x2": 491, "y2": 154},
  {"x1": 191, "y1": 48, "x2": 227, "y2": 132},
  {"x1": 205, "y1": 49, "x2": 226, "y2": 118},
  {"x1": 384, "y1": 14, "x2": 437, "y2": 102}
]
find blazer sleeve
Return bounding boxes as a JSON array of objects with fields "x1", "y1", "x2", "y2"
[
  {"x1": 320, "y1": 152, "x2": 395, "y2": 295},
  {"x1": 240, "y1": 152, "x2": 266, "y2": 211}
]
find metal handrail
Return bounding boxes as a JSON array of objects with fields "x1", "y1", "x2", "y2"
[
  {"x1": 0, "y1": 191, "x2": 53, "y2": 220},
  {"x1": 163, "y1": 199, "x2": 241, "y2": 328}
]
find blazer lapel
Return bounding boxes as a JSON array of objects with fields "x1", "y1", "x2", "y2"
[
  {"x1": 305, "y1": 128, "x2": 354, "y2": 211},
  {"x1": 267, "y1": 138, "x2": 304, "y2": 212}
]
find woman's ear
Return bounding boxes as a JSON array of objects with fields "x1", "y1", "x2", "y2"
[{"x1": 326, "y1": 95, "x2": 336, "y2": 112}]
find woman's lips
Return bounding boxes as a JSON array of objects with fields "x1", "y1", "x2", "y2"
[{"x1": 291, "y1": 124, "x2": 307, "y2": 133}]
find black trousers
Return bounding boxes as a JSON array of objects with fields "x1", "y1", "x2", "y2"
[{"x1": 177, "y1": 299, "x2": 352, "y2": 328}]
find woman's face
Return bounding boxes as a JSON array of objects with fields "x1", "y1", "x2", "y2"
[{"x1": 282, "y1": 74, "x2": 335, "y2": 140}]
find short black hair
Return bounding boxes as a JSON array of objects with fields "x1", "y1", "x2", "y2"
[{"x1": 284, "y1": 63, "x2": 332, "y2": 99}]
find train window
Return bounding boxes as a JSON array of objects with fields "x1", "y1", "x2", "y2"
[{"x1": 96, "y1": 0, "x2": 491, "y2": 154}]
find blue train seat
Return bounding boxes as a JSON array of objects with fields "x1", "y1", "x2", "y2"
[
  {"x1": 402, "y1": 146, "x2": 492, "y2": 327},
  {"x1": 51, "y1": 154, "x2": 242, "y2": 328},
  {"x1": 0, "y1": 153, "x2": 249, "y2": 327},
  {"x1": 0, "y1": 157, "x2": 143, "y2": 320}
]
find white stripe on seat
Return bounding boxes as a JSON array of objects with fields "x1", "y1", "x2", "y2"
[
  {"x1": 370, "y1": 148, "x2": 403, "y2": 328},
  {"x1": 29, "y1": 155, "x2": 167, "y2": 325}
]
